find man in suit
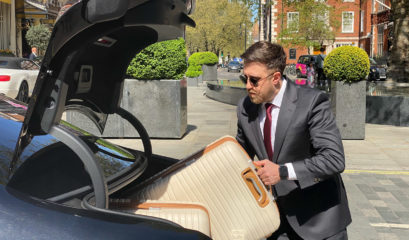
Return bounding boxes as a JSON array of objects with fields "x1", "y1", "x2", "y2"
[
  {"x1": 29, "y1": 47, "x2": 37, "y2": 60},
  {"x1": 236, "y1": 41, "x2": 351, "y2": 240}
]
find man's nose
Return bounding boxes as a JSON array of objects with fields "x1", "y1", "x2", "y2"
[{"x1": 245, "y1": 79, "x2": 252, "y2": 90}]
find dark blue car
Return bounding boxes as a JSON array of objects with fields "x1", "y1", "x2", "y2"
[{"x1": 0, "y1": 0, "x2": 210, "y2": 239}]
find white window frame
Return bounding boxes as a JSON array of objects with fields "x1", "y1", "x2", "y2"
[
  {"x1": 343, "y1": 0, "x2": 354, "y2": 2},
  {"x1": 378, "y1": 0, "x2": 386, "y2": 12},
  {"x1": 335, "y1": 42, "x2": 354, "y2": 48},
  {"x1": 360, "y1": 10, "x2": 364, "y2": 32},
  {"x1": 377, "y1": 25, "x2": 384, "y2": 56},
  {"x1": 342, "y1": 11, "x2": 354, "y2": 33},
  {"x1": 287, "y1": 12, "x2": 299, "y2": 32}
]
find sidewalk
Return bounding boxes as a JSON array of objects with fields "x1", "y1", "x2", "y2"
[{"x1": 109, "y1": 86, "x2": 409, "y2": 240}]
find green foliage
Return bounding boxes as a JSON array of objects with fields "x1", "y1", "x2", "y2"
[
  {"x1": 185, "y1": 52, "x2": 218, "y2": 78},
  {"x1": 185, "y1": 65, "x2": 203, "y2": 77},
  {"x1": 278, "y1": 0, "x2": 341, "y2": 51},
  {"x1": 25, "y1": 24, "x2": 51, "y2": 55},
  {"x1": 188, "y1": 52, "x2": 218, "y2": 65},
  {"x1": 126, "y1": 38, "x2": 187, "y2": 80},
  {"x1": 186, "y1": 0, "x2": 252, "y2": 57},
  {"x1": 324, "y1": 46, "x2": 370, "y2": 83}
]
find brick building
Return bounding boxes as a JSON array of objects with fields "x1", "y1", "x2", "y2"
[{"x1": 259, "y1": 0, "x2": 392, "y2": 64}]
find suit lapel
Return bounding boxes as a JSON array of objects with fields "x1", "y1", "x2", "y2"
[
  {"x1": 250, "y1": 113, "x2": 268, "y2": 159},
  {"x1": 273, "y1": 80, "x2": 298, "y2": 163},
  {"x1": 244, "y1": 99, "x2": 269, "y2": 160}
]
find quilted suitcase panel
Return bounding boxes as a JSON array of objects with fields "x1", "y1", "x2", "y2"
[
  {"x1": 111, "y1": 200, "x2": 211, "y2": 237},
  {"x1": 133, "y1": 136, "x2": 280, "y2": 240}
]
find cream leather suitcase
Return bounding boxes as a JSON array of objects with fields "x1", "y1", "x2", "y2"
[
  {"x1": 132, "y1": 136, "x2": 280, "y2": 240},
  {"x1": 111, "y1": 200, "x2": 211, "y2": 237}
]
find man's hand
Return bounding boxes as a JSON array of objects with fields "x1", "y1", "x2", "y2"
[{"x1": 253, "y1": 160, "x2": 280, "y2": 185}]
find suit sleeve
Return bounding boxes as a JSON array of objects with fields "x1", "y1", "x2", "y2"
[
  {"x1": 292, "y1": 91, "x2": 345, "y2": 189},
  {"x1": 236, "y1": 99, "x2": 256, "y2": 159}
]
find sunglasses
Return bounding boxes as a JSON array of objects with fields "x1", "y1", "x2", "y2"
[{"x1": 239, "y1": 72, "x2": 276, "y2": 87}]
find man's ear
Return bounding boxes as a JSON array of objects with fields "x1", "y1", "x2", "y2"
[{"x1": 272, "y1": 72, "x2": 282, "y2": 84}]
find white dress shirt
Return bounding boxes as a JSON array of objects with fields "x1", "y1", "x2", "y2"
[{"x1": 258, "y1": 79, "x2": 297, "y2": 180}]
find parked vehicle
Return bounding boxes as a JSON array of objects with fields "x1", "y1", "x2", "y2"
[
  {"x1": 368, "y1": 58, "x2": 387, "y2": 81},
  {"x1": 227, "y1": 61, "x2": 241, "y2": 72},
  {"x1": 295, "y1": 55, "x2": 318, "y2": 78},
  {"x1": 0, "y1": 56, "x2": 39, "y2": 102},
  {"x1": 0, "y1": 0, "x2": 209, "y2": 239}
]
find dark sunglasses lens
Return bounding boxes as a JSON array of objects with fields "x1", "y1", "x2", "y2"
[
  {"x1": 249, "y1": 77, "x2": 258, "y2": 85},
  {"x1": 239, "y1": 75, "x2": 247, "y2": 84}
]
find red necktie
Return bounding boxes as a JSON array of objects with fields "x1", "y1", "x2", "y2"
[{"x1": 264, "y1": 103, "x2": 274, "y2": 160}]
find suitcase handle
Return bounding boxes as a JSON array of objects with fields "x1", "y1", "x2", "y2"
[{"x1": 241, "y1": 168, "x2": 269, "y2": 208}]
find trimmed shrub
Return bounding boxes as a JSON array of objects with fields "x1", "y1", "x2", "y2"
[
  {"x1": 185, "y1": 64, "x2": 203, "y2": 78},
  {"x1": 127, "y1": 38, "x2": 187, "y2": 80},
  {"x1": 26, "y1": 24, "x2": 51, "y2": 55},
  {"x1": 188, "y1": 52, "x2": 218, "y2": 66},
  {"x1": 186, "y1": 51, "x2": 218, "y2": 77},
  {"x1": 324, "y1": 46, "x2": 370, "y2": 84}
]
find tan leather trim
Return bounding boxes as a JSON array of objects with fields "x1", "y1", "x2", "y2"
[
  {"x1": 187, "y1": 136, "x2": 251, "y2": 161},
  {"x1": 241, "y1": 167, "x2": 270, "y2": 208},
  {"x1": 5, "y1": 113, "x2": 24, "y2": 122}
]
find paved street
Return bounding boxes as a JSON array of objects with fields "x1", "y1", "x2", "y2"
[{"x1": 109, "y1": 86, "x2": 409, "y2": 240}]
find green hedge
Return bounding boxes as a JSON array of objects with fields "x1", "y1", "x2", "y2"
[
  {"x1": 324, "y1": 46, "x2": 370, "y2": 83},
  {"x1": 186, "y1": 52, "x2": 218, "y2": 78},
  {"x1": 126, "y1": 38, "x2": 187, "y2": 80}
]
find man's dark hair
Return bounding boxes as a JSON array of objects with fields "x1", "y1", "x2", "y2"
[
  {"x1": 240, "y1": 41, "x2": 286, "y2": 74},
  {"x1": 320, "y1": 47, "x2": 325, "y2": 52}
]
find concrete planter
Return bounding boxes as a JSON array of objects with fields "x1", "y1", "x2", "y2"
[
  {"x1": 202, "y1": 64, "x2": 217, "y2": 82},
  {"x1": 366, "y1": 95, "x2": 409, "y2": 126},
  {"x1": 187, "y1": 75, "x2": 202, "y2": 87},
  {"x1": 206, "y1": 81, "x2": 247, "y2": 106},
  {"x1": 67, "y1": 79, "x2": 187, "y2": 138},
  {"x1": 331, "y1": 80, "x2": 366, "y2": 140}
]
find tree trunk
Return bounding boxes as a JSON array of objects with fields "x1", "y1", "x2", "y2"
[{"x1": 387, "y1": 0, "x2": 409, "y2": 83}]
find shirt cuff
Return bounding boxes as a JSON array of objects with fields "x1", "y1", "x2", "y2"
[{"x1": 285, "y1": 163, "x2": 297, "y2": 180}]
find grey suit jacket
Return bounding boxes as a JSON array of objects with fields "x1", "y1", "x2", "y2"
[{"x1": 236, "y1": 79, "x2": 351, "y2": 239}]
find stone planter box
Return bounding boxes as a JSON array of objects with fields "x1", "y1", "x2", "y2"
[
  {"x1": 331, "y1": 80, "x2": 366, "y2": 140},
  {"x1": 202, "y1": 64, "x2": 217, "y2": 82},
  {"x1": 66, "y1": 79, "x2": 187, "y2": 138},
  {"x1": 206, "y1": 81, "x2": 247, "y2": 106},
  {"x1": 366, "y1": 95, "x2": 409, "y2": 126},
  {"x1": 187, "y1": 75, "x2": 202, "y2": 87}
]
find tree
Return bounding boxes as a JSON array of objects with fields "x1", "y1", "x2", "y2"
[
  {"x1": 185, "y1": 0, "x2": 252, "y2": 58},
  {"x1": 25, "y1": 24, "x2": 51, "y2": 56},
  {"x1": 387, "y1": 0, "x2": 409, "y2": 83},
  {"x1": 278, "y1": 0, "x2": 341, "y2": 53}
]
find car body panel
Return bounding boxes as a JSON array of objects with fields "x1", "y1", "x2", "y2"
[
  {"x1": 0, "y1": 1, "x2": 214, "y2": 238},
  {"x1": 369, "y1": 58, "x2": 386, "y2": 81},
  {"x1": 227, "y1": 61, "x2": 241, "y2": 72},
  {"x1": 0, "y1": 186, "x2": 208, "y2": 240},
  {"x1": 296, "y1": 55, "x2": 317, "y2": 77},
  {"x1": 0, "y1": 57, "x2": 39, "y2": 98}
]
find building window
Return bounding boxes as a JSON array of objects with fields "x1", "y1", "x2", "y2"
[
  {"x1": 287, "y1": 12, "x2": 299, "y2": 32},
  {"x1": 335, "y1": 42, "x2": 354, "y2": 48},
  {"x1": 0, "y1": 2, "x2": 11, "y2": 50},
  {"x1": 342, "y1": 11, "x2": 354, "y2": 33},
  {"x1": 343, "y1": 0, "x2": 354, "y2": 2},
  {"x1": 377, "y1": 25, "x2": 384, "y2": 56},
  {"x1": 378, "y1": 0, "x2": 386, "y2": 12},
  {"x1": 360, "y1": 10, "x2": 364, "y2": 32}
]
